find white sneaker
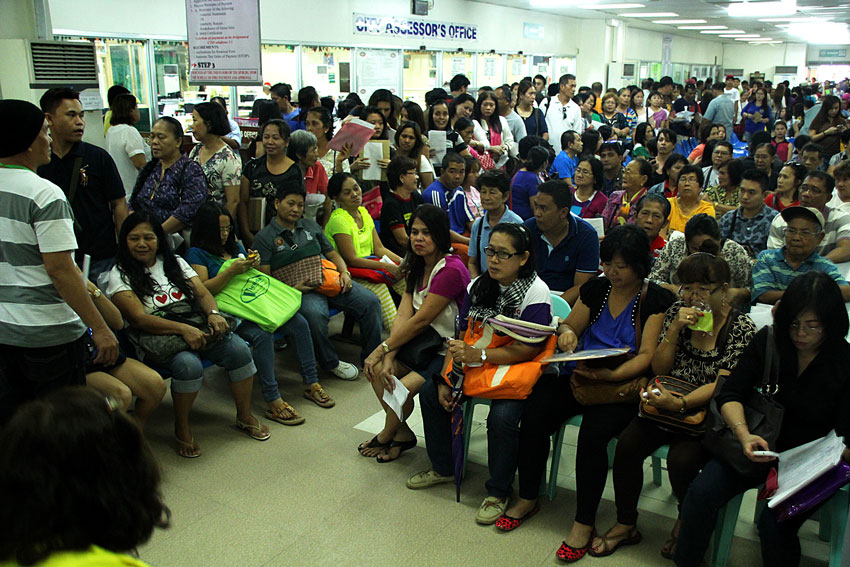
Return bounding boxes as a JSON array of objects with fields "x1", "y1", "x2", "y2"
[{"x1": 330, "y1": 361, "x2": 359, "y2": 381}]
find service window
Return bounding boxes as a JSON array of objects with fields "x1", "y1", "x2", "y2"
[
  {"x1": 403, "y1": 50, "x2": 438, "y2": 109},
  {"x1": 301, "y1": 46, "x2": 352, "y2": 101},
  {"x1": 441, "y1": 52, "x2": 473, "y2": 90}
]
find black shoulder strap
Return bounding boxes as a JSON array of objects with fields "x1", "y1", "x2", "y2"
[
  {"x1": 474, "y1": 216, "x2": 483, "y2": 273},
  {"x1": 727, "y1": 210, "x2": 739, "y2": 240},
  {"x1": 760, "y1": 325, "x2": 780, "y2": 394},
  {"x1": 715, "y1": 307, "x2": 739, "y2": 354},
  {"x1": 67, "y1": 156, "x2": 84, "y2": 205}
]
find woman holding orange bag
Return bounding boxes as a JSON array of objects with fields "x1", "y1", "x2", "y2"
[{"x1": 407, "y1": 222, "x2": 553, "y2": 526}]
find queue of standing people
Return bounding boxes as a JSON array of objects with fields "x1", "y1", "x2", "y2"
[{"x1": 1, "y1": 72, "x2": 849, "y2": 567}]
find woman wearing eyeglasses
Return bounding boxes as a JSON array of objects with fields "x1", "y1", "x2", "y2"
[
  {"x1": 674, "y1": 272, "x2": 850, "y2": 567},
  {"x1": 592, "y1": 252, "x2": 756, "y2": 559},
  {"x1": 649, "y1": 214, "x2": 753, "y2": 308}
]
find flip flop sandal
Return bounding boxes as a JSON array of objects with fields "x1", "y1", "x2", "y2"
[
  {"x1": 175, "y1": 436, "x2": 201, "y2": 458},
  {"x1": 555, "y1": 530, "x2": 597, "y2": 563},
  {"x1": 235, "y1": 418, "x2": 271, "y2": 441},
  {"x1": 588, "y1": 529, "x2": 642, "y2": 558},
  {"x1": 660, "y1": 535, "x2": 678, "y2": 559},
  {"x1": 358, "y1": 435, "x2": 392, "y2": 456},
  {"x1": 265, "y1": 402, "x2": 305, "y2": 426},
  {"x1": 376, "y1": 438, "x2": 417, "y2": 463},
  {"x1": 303, "y1": 384, "x2": 335, "y2": 408},
  {"x1": 494, "y1": 504, "x2": 540, "y2": 532}
]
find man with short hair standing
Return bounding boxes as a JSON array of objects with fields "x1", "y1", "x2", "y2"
[
  {"x1": 495, "y1": 85, "x2": 527, "y2": 145},
  {"x1": 724, "y1": 75, "x2": 741, "y2": 129},
  {"x1": 540, "y1": 74, "x2": 584, "y2": 154},
  {"x1": 704, "y1": 82, "x2": 735, "y2": 142},
  {"x1": 37, "y1": 88, "x2": 128, "y2": 284},
  {"x1": 0, "y1": 99, "x2": 118, "y2": 423}
]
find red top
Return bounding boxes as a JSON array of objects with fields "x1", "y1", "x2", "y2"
[
  {"x1": 764, "y1": 192, "x2": 798, "y2": 212},
  {"x1": 304, "y1": 163, "x2": 328, "y2": 195},
  {"x1": 650, "y1": 235, "x2": 667, "y2": 258}
]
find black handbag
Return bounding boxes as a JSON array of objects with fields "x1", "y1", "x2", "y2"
[
  {"x1": 396, "y1": 325, "x2": 445, "y2": 371},
  {"x1": 127, "y1": 301, "x2": 237, "y2": 366},
  {"x1": 638, "y1": 375, "x2": 708, "y2": 436},
  {"x1": 703, "y1": 325, "x2": 784, "y2": 478}
]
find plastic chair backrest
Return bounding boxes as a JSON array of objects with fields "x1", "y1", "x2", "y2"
[{"x1": 550, "y1": 292, "x2": 571, "y2": 321}]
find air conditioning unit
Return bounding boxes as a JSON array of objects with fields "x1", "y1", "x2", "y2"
[
  {"x1": 27, "y1": 40, "x2": 98, "y2": 89},
  {"x1": 607, "y1": 62, "x2": 636, "y2": 90}
]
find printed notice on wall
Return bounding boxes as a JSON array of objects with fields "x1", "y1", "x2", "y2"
[{"x1": 186, "y1": 0, "x2": 262, "y2": 85}]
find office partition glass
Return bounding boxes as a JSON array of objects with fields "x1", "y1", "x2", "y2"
[
  {"x1": 476, "y1": 53, "x2": 503, "y2": 89},
  {"x1": 301, "y1": 46, "x2": 352, "y2": 101},
  {"x1": 506, "y1": 54, "x2": 529, "y2": 85},
  {"x1": 403, "y1": 50, "x2": 438, "y2": 109}
]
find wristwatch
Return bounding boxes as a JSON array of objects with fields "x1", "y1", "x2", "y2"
[
  {"x1": 381, "y1": 341, "x2": 390, "y2": 353},
  {"x1": 679, "y1": 397, "x2": 688, "y2": 414},
  {"x1": 208, "y1": 309, "x2": 220, "y2": 316},
  {"x1": 479, "y1": 348, "x2": 487, "y2": 363}
]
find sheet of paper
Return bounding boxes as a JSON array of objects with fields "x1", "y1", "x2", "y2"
[
  {"x1": 362, "y1": 141, "x2": 386, "y2": 181},
  {"x1": 769, "y1": 430, "x2": 845, "y2": 507},
  {"x1": 591, "y1": 120, "x2": 605, "y2": 130},
  {"x1": 542, "y1": 347, "x2": 630, "y2": 363},
  {"x1": 586, "y1": 217, "x2": 605, "y2": 238},
  {"x1": 381, "y1": 376, "x2": 410, "y2": 421},
  {"x1": 428, "y1": 130, "x2": 447, "y2": 166},
  {"x1": 327, "y1": 117, "x2": 376, "y2": 157}
]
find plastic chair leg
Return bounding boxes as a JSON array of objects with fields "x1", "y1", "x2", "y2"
[
  {"x1": 652, "y1": 455, "x2": 663, "y2": 487},
  {"x1": 827, "y1": 486, "x2": 849, "y2": 567},
  {"x1": 461, "y1": 400, "x2": 475, "y2": 479},
  {"x1": 607, "y1": 438, "x2": 616, "y2": 469},
  {"x1": 709, "y1": 491, "x2": 744, "y2": 567}
]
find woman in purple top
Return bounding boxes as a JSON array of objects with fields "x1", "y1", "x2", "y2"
[
  {"x1": 741, "y1": 87, "x2": 772, "y2": 143},
  {"x1": 130, "y1": 117, "x2": 208, "y2": 235},
  {"x1": 571, "y1": 157, "x2": 608, "y2": 220},
  {"x1": 360, "y1": 205, "x2": 470, "y2": 463},
  {"x1": 510, "y1": 146, "x2": 548, "y2": 220}
]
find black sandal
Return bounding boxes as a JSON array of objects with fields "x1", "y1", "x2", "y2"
[
  {"x1": 358, "y1": 435, "x2": 392, "y2": 456},
  {"x1": 376, "y1": 438, "x2": 417, "y2": 463}
]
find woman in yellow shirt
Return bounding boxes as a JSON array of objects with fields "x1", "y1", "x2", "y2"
[
  {"x1": 0, "y1": 387, "x2": 169, "y2": 567},
  {"x1": 667, "y1": 164, "x2": 715, "y2": 233},
  {"x1": 324, "y1": 173, "x2": 404, "y2": 329}
]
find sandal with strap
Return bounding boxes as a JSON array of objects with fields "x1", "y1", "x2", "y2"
[
  {"x1": 661, "y1": 533, "x2": 679, "y2": 559},
  {"x1": 358, "y1": 434, "x2": 392, "y2": 457},
  {"x1": 376, "y1": 438, "x2": 417, "y2": 463},
  {"x1": 303, "y1": 383, "x2": 335, "y2": 408},
  {"x1": 235, "y1": 417, "x2": 271, "y2": 441},
  {"x1": 174, "y1": 436, "x2": 201, "y2": 458},
  {"x1": 588, "y1": 527, "x2": 642, "y2": 558},
  {"x1": 556, "y1": 530, "x2": 596, "y2": 563},
  {"x1": 265, "y1": 401, "x2": 305, "y2": 426}
]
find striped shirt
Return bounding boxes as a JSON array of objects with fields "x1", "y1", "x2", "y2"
[
  {"x1": 0, "y1": 167, "x2": 86, "y2": 347},
  {"x1": 767, "y1": 205, "x2": 850, "y2": 257},
  {"x1": 752, "y1": 247, "x2": 848, "y2": 301}
]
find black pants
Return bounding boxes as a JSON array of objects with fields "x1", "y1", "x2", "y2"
[
  {"x1": 517, "y1": 373, "x2": 638, "y2": 526},
  {"x1": 613, "y1": 415, "x2": 709, "y2": 526},
  {"x1": 0, "y1": 334, "x2": 88, "y2": 425}
]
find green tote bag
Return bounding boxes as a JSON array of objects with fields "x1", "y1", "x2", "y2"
[{"x1": 214, "y1": 259, "x2": 302, "y2": 333}]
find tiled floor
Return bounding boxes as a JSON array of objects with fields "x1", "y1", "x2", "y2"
[{"x1": 136, "y1": 324, "x2": 831, "y2": 566}]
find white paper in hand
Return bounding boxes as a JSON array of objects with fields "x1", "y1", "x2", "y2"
[
  {"x1": 428, "y1": 130, "x2": 447, "y2": 166},
  {"x1": 362, "y1": 142, "x2": 384, "y2": 181},
  {"x1": 382, "y1": 376, "x2": 410, "y2": 421}
]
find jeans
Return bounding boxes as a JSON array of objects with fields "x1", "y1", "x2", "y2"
[
  {"x1": 87, "y1": 256, "x2": 115, "y2": 289},
  {"x1": 169, "y1": 333, "x2": 256, "y2": 393},
  {"x1": 675, "y1": 458, "x2": 818, "y2": 567},
  {"x1": 236, "y1": 316, "x2": 319, "y2": 403},
  {"x1": 299, "y1": 284, "x2": 382, "y2": 370},
  {"x1": 419, "y1": 378, "x2": 526, "y2": 498},
  {"x1": 0, "y1": 333, "x2": 88, "y2": 424}
]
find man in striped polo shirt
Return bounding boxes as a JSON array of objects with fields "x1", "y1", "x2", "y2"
[
  {"x1": 0, "y1": 99, "x2": 118, "y2": 423},
  {"x1": 752, "y1": 205, "x2": 850, "y2": 304}
]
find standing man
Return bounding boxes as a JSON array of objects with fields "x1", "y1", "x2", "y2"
[
  {"x1": 533, "y1": 74, "x2": 547, "y2": 103},
  {"x1": 450, "y1": 74, "x2": 471, "y2": 99},
  {"x1": 657, "y1": 76, "x2": 675, "y2": 109},
  {"x1": 724, "y1": 75, "x2": 741, "y2": 130},
  {"x1": 495, "y1": 85, "x2": 527, "y2": 145},
  {"x1": 0, "y1": 99, "x2": 118, "y2": 423},
  {"x1": 703, "y1": 82, "x2": 735, "y2": 142},
  {"x1": 540, "y1": 74, "x2": 584, "y2": 154},
  {"x1": 37, "y1": 88, "x2": 128, "y2": 284},
  {"x1": 269, "y1": 82, "x2": 299, "y2": 129},
  {"x1": 671, "y1": 82, "x2": 700, "y2": 138},
  {"x1": 591, "y1": 81, "x2": 604, "y2": 114}
]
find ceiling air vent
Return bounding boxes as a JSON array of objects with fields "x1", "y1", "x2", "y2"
[
  {"x1": 775, "y1": 66, "x2": 797, "y2": 74},
  {"x1": 28, "y1": 40, "x2": 99, "y2": 89}
]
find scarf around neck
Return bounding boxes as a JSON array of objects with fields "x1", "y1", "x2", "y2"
[{"x1": 468, "y1": 273, "x2": 537, "y2": 323}]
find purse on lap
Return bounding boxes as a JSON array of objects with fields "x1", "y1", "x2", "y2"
[
  {"x1": 270, "y1": 232, "x2": 342, "y2": 297},
  {"x1": 638, "y1": 375, "x2": 708, "y2": 436}
]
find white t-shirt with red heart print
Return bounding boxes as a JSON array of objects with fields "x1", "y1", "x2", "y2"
[{"x1": 106, "y1": 256, "x2": 198, "y2": 314}]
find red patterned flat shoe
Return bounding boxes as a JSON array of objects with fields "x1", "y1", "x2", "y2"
[
  {"x1": 556, "y1": 531, "x2": 596, "y2": 563},
  {"x1": 495, "y1": 504, "x2": 540, "y2": 532}
]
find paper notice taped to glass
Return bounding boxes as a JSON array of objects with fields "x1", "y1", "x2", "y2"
[{"x1": 382, "y1": 376, "x2": 410, "y2": 421}]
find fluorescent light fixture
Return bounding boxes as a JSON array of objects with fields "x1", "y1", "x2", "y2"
[
  {"x1": 678, "y1": 25, "x2": 727, "y2": 30},
  {"x1": 785, "y1": 22, "x2": 850, "y2": 44},
  {"x1": 749, "y1": 40, "x2": 783, "y2": 44},
  {"x1": 577, "y1": 3, "x2": 645, "y2": 8},
  {"x1": 758, "y1": 17, "x2": 823, "y2": 22},
  {"x1": 727, "y1": 0, "x2": 797, "y2": 18},
  {"x1": 618, "y1": 12, "x2": 679, "y2": 18},
  {"x1": 651, "y1": 19, "x2": 706, "y2": 24},
  {"x1": 735, "y1": 36, "x2": 770, "y2": 41},
  {"x1": 719, "y1": 33, "x2": 761, "y2": 37},
  {"x1": 701, "y1": 29, "x2": 746, "y2": 34}
]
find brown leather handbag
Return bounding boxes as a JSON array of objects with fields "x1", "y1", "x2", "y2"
[
  {"x1": 638, "y1": 376, "x2": 708, "y2": 436},
  {"x1": 570, "y1": 281, "x2": 649, "y2": 405}
]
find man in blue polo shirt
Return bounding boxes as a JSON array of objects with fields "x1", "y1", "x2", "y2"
[
  {"x1": 423, "y1": 152, "x2": 465, "y2": 211},
  {"x1": 524, "y1": 179, "x2": 599, "y2": 305},
  {"x1": 752, "y1": 205, "x2": 850, "y2": 304}
]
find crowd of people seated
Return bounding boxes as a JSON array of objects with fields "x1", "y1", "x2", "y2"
[{"x1": 2, "y1": 73, "x2": 850, "y2": 567}]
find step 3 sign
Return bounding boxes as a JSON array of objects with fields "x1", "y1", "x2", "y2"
[
  {"x1": 186, "y1": 0, "x2": 262, "y2": 85},
  {"x1": 353, "y1": 13, "x2": 477, "y2": 42}
]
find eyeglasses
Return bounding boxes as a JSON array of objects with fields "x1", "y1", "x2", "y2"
[
  {"x1": 220, "y1": 225, "x2": 233, "y2": 234},
  {"x1": 678, "y1": 285, "x2": 721, "y2": 298},
  {"x1": 790, "y1": 321, "x2": 824, "y2": 335},
  {"x1": 799, "y1": 183, "x2": 825, "y2": 195},
  {"x1": 483, "y1": 246, "x2": 520, "y2": 260},
  {"x1": 782, "y1": 227, "x2": 820, "y2": 238}
]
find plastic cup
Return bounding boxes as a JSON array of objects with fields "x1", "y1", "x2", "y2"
[{"x1": 688, "y1": 304, "x2": 713, "y2": 333}]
